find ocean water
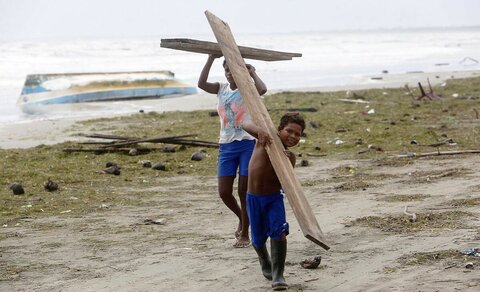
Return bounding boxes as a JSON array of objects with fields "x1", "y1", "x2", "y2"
[{"x1": 1, "y1": 27, "x2": 479, "y2": 125}]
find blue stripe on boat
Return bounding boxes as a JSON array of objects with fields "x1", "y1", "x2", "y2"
[{"x1": 25, "y1": 87, "x2": 198, "y2": 105}]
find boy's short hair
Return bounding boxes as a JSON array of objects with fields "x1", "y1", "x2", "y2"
[{"x1": 278, "y1": 112, "x2": 305, "y2": 132}]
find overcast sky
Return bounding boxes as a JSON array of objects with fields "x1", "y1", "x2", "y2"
[{"x1": 1, "y1": 0, "x2": 479, "y2": 41}]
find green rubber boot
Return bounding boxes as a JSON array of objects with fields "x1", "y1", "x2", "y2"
[
  {"x1": 254, "y1": 244, "x2": 272, "y2": 280},
  {"x1": 271, "y1": 239, "x2": 288, "y2": 290}
]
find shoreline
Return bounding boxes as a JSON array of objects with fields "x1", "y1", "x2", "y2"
[{"x1": 1, "y1": 69, "x2": 479, "y2": 149}]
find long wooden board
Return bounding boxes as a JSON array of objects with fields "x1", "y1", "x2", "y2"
[
  {"x1": 161, "y1": 38, "x2": 302, "y2": 61},
  {"x1": 205, "y1": 11, "x2": 329, "y2": 250}
]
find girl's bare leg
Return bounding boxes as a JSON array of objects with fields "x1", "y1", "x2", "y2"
[{"x1": 218, "y1": 176, "x2": 243, "y2": 238}]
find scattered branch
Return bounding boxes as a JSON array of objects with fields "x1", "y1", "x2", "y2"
[
  {"x1": 63, "y1": 133, "x2": 219, "y2": 153},
  {"x1": 392, "y1": 150, "x2": 480, "y2": 158}
]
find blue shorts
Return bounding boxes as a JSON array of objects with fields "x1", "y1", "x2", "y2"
[
  {"x1": 218, "y1": 139, "x2": 255, "y2": 177},
  {"x1": 246, "y1": 192, "x2": 289, "y2": 249}
]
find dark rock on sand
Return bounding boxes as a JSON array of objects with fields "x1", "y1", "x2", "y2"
[
  {"x1": 300, "y1": 160, "x2": 309, "y2": 167},
  {"x1": 152, "y1": 162, "x2": 167, "y2": 171},
  {"x1": 9, "y1": 183, "x2": 25, "y2": 195},
  {"x1": 102, "y1": 165, "x2": 121, "y2": 175},
  {"x1": 191, "y1": 152, "x2": 206, "y2": 161},
  {"x1": 161, "y1": 146, "x2": 176, "y2": 153},
  {"x1": 300, "y1": 256, "x2": 321, "y2": 269},
  {"x1": 43, "y1": 179, "x2": 58, "y2": 192},
  {"x1": 106, "y1": 162, "x2": 118, "y2": 168}
]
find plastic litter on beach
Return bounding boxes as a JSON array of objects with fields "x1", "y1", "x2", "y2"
[{"x1": 460, "y1": 248, "x2": 480, "y2": 257}]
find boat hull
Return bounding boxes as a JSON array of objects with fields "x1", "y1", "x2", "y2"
[{"x1": 17, "y1": 71, "x2": 197, "y2": 108}]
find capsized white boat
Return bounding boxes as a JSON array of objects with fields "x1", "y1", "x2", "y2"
[{"x1": 17, "y1": 71, "x2": 197, "y2": 112}]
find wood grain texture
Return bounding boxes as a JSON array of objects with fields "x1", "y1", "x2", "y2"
[{"x1": 161, "y1": 38, "x2": 301, "y2": 61}]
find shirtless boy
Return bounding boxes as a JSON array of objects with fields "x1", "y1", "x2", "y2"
[{"x1": 242, "y1": 112, "x2": 305, "y2": 290}]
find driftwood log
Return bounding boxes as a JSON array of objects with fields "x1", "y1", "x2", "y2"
[
  {"x1": 393, "y1": 150, "x2": 480, "y2": 158},
  {"x1": 63, "y1": 133, "x2": 219, "y2": 153}
]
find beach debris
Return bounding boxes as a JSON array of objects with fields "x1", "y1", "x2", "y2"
[
  {"x1": 309, "y1": 121, "x2": 320, "y2": 129},
  {"x1": 417, "y1": 78, "x2": 441, "y2": 100},
  {"x1": 43, "y1": 179, "x2": 58, "y2": 192},
  {"x1": 382, "y1": 70, "x2": 389, "y2": 74},
  {"x1": 191, "y1": 152, "x2": 206, "y2": 161},
  {"x1": 404, "y1": 205, "x2": 417, "y2": 222},
  {"x1": 9, "y1": 183, "x2": 25, "y2": 195},
  {"x1": 106, "y1": 162, "x2": 118, "y2": 168},
  {"x1": 338, "y1": 98, "x2": 370, "y2": 104},
  {"x1": 410, "y1": 138, "x2": 456, "y2": 152},
  {"x1": 97, "y1": 165, "x2": 121, "y2": 175},
  {"x1": 465, "y1": 262, "x2": 474, "y2": 269},
  {"x1": 368, "y1": 144, "x2": 383, "y2": 152},
  {"x1": 370, "y1": 76, "x2": 383, "y2": 80},
  {"x1": 141, "y1": 160, "x2": 152, "y2": 168},
  {"x1": 208, "y1": 111, "x2": 219, "y2": 117},
  {"x1": 152, "y1": 162, "x2": 167, "y2": 171},
  {"x1": 60, "y1": 210, "x2": 71, "y2": 214},
  {"x1": 474, "y1": 108, "x2": 479, "y2": 119},
  {"x1": 333, "y1": 139, "x2": 344, "y2": 145},
  {"x1": 271, "y1": 107, "x2": 318, "y2": 112},
  {"x1": 143, "y1": 218, "x2": 166, "y2": 225},
  {"x1": 287, "y1": 107, "x2": 318, "y2": 112},
  {"x1": 459, "y1": 57, "x2": 479, "y2": 66},
  {"x1": 139, "y1": 109, "x2": 144, "y2": 113},
  {"x1": 460, "y1": 248, "x2": 480, "y2": 257},
  {"x1": 367, "y1": 108, "x2": 375, "y2": 114},
  {"x1": 161, "y1": 146, "x2": 177, "y2": 153},
  {"x1": 300, "y1": 160, "x2": 309, "y2": 167},
  {"x1": 357, "y1": 144, "x2": 384, "y2": 155},
  {"x1": 434, "y1": 63, "x2": 449, "y2": 66},
  {"x1": 64, "y1": 133, "x2": 219, "y2": 154},
  {"x1": 300, "y1": 256, "x2": 322, "y2": 269},
  {"x1": 99, "y1": 203, "x2": 110, "y2": 209},
  {"x1": 392, "y1": 149, "x2": 480, "y2": 158},
  {"x1": 345, "y1": 91, "x2": 367, "y2": 100},
  {"x1": 128, "y1": 148, "x2": 139, "y2": 156},
  {"x1": 306, "y1": 153, "x2": 326, "y2": 157},
  {"x1": 404, "y1": 84, "x2": 415, "y2": 98}
]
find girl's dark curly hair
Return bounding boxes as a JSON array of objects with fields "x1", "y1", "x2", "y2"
[{"x1": 278, "y1": 112, "x2": 305, "y2": 132}]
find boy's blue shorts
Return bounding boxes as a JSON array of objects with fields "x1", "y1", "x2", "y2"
[
  {"x1": 218, "y1": 139, "x2": 255, "y2": 177},
  {"x1": 246, "y1": 191, "x2": 289, "y2": 249}
]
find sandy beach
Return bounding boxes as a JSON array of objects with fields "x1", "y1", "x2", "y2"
[
  {"x1": 1, "y1": 70, "x2": 480, "y2": 291},
  {"x1": 1, "y1": 69, "x2": 478, "y2": 149}
]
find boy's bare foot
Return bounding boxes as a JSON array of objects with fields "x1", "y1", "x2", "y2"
[{"x1": 233, "y1": 237, "x2": 250, "y2": 248}]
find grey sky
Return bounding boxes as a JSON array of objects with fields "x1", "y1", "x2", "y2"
[{"x1": 1, "y1": 0, "x2": 479, "y2": 41}]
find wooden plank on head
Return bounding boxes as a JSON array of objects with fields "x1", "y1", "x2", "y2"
[
  {"x1": 161, "y1": 38, "x2": 302, "y2": 61},
  {"x1": 205, "y1": 10, "x2": 329, "y2": 250}
]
